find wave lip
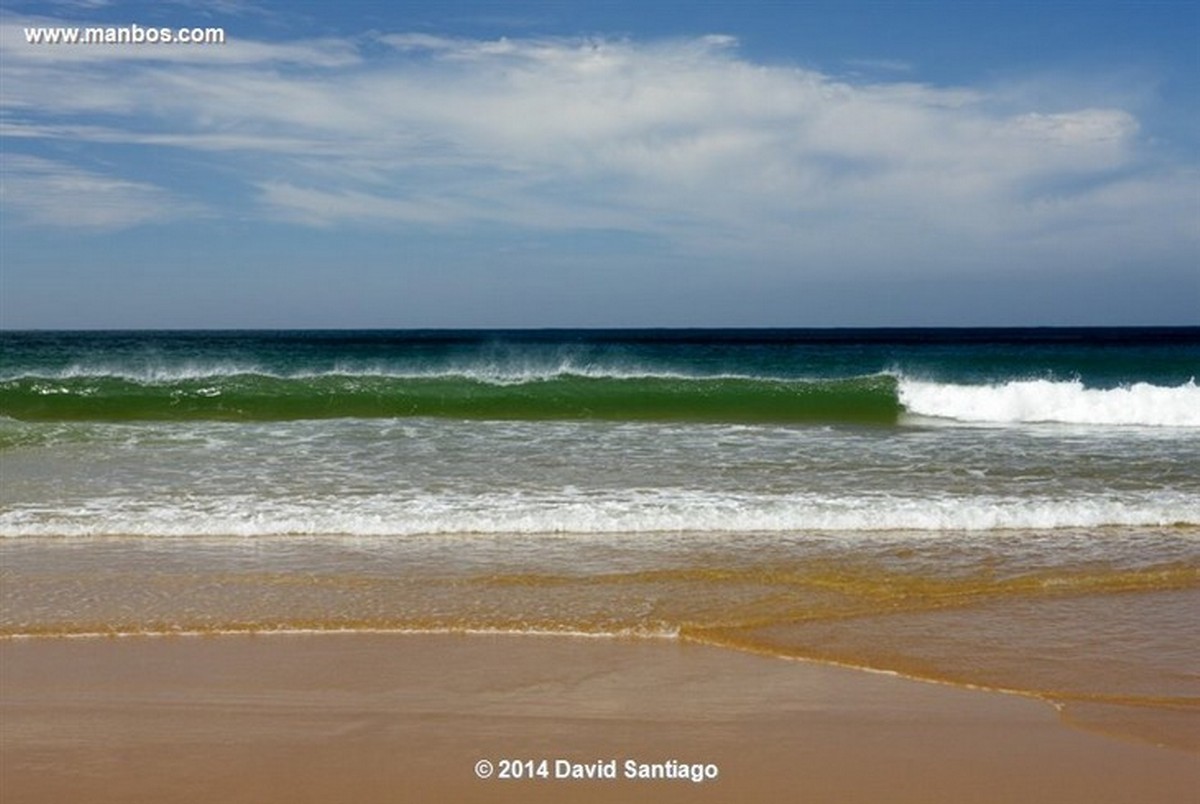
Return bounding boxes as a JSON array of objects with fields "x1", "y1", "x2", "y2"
[{"x1": 898, "y1": 378, "x2": 1200, "y2": 428}]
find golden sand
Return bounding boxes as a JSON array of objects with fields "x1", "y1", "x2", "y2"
[{"x1": 2, "y1": 633, "x2": 1196, "y2": 803}]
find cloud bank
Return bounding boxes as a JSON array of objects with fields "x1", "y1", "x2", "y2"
[{"x1": 2, "y1": 19, "x2": 1196, "y2": 283}]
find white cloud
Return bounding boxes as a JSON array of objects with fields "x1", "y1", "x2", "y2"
[
  {"x1": 0, "y1": 25, "x2": 1193, "y2": 275},
  {"x1": 0, "y1": 154, "x2": 200, "y2": 229}
]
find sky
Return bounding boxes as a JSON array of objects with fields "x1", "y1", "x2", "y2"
[{"x1": 1, "y1": 0, "x2": 1197, "y2": 328}]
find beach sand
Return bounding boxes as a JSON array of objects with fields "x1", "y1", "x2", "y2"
[{"x1": 1, "y1": 634, "x2": 1196, "y2": 803}]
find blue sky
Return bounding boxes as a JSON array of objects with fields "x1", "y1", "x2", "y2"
[{"x1": 1, "y1": 0, "x2": 1197, "y2": 328}]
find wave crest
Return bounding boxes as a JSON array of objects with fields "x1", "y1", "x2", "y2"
[
  {"x1": 3, "y1": 370, "x2": 1198, "y2": 427},
  {"x1": 899, "y1": 378, "x2": 1200, "y2": 427}
]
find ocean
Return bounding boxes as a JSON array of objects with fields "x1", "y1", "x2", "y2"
[{"x1": 1, "y1": 328, "x2": 1197, "y2": 749}]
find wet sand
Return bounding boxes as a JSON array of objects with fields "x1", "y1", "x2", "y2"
[{"x1": 1, "y1": 633, "x2": 1196, "y2": 803}]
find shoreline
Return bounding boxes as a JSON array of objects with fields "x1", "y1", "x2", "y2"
[{"x1": 3, "y1": 632, "x2": 1196, "y2": 803}]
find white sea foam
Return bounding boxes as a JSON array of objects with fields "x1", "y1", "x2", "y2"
[
  {"x1": 3, "y1": 489, "x2": 1196, "y2": 538},
  {"x1": 898, "y1": 378, "x2": 1200, "y2": 427},
  {"x1": 1, "y1": 361, "x2": 790, "y2": 385},
  {"x1": 2, "y1": 362, "x2": 269, "y2": 383}
]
